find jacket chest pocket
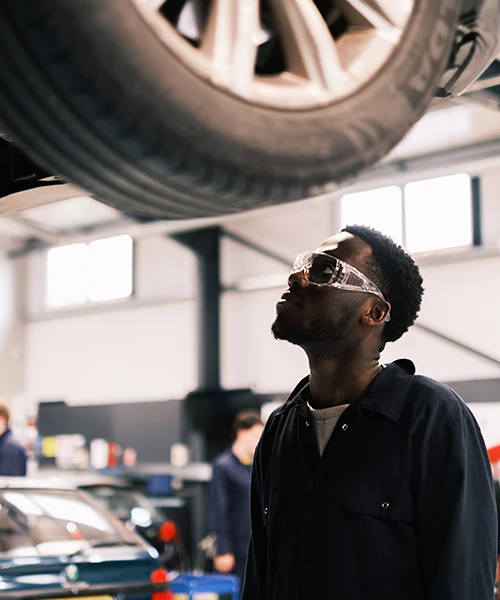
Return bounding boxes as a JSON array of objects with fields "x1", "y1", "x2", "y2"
[
  {"x1": 341, "y1": 480, "x2": 414, "y2": 523},
  {"x1": 340, "y1": 480, "x2": 420, "y2": 585}
]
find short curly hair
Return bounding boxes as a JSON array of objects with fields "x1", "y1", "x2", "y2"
[{"x1": 342, "y1": 225, "x2": 424, "y2": 346}]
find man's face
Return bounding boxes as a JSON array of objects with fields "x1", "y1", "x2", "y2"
[
  {"x1": 271, "y1": 233, "x2": 375, "y2": 356},
  {"x1": 238, "y1": 424, "x2": 264, "y2": 458}
]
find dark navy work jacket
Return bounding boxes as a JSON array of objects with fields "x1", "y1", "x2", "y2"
[
  {"x1": 0, "y1": 428, "x2": 27, "y2": 476},
  {"x1": 242, "y1": 360, "x2": 497, "y2": 600},
  {"x1": 210, "y1": 450, "x2": 252, "y2": 561}
]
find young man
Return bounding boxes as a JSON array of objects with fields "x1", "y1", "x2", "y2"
[
  {"x1": 210, "y1": 410, "x2": 264, "y2": 584},
  {"x1": 0, "y1": 403, "x2": 27, "y2": 476},
  {"x1": 242, "y1": 226, "x2": 497, "y2": 600}
]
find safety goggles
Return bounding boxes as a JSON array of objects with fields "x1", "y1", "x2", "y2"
[{"x1": 291, "y1": 251, "x2": 389, "y2": 308}]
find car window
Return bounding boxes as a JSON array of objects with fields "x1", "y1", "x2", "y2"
[
  {"x1": 0, "y1": 489, "x2": 139, "y2": 558},
  {"x1": 85, "y1": 486, "x2": 164, "y2": 523}
]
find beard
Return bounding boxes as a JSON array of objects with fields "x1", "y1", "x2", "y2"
[{"x1": 271, "y1": 300, "x2": 360, "y2": 358}]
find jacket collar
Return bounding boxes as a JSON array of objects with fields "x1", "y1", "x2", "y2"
[
  {"x1": 360, "y1": 359, "x2": 415, "y2": 422},
  {"x1": 275, "y1": 359, "x2": 415, "y2": 423}
]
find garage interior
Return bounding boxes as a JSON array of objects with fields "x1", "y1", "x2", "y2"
[{"x1": 2, "y1": 59, "x2": 500, "y2": 595}]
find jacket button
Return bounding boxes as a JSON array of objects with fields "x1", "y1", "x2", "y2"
[
  {"x1": 264, "y1": 507, "x2": 269, "y2": 515},
  {"x1": 382, "y1": 502, "x2": 390, "y2": 509},
  {"x1": 305, "y1": 421, "x2": 310, "y2": 427},
  {"x1": 341, "y1": 424, "x2": 348, "y2": 431}
]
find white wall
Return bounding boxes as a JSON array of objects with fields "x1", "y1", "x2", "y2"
[
  {"x1": 24, "y1": 235, "x2": 198, "y2": 405},
  {"x1": 383, "y1": 165, "x2": 500, "y2": 382},
  {"x1": 26, "y1": 301, "x2": 197, "y2": 404},
  {"x1": 0, "y1": 235, "x2": 31, "y2": 434},
  {"x1": 0, "y1": 253, "x2": 26, "y2": 403},
  {"x1": 382, "y1": 254, "x2": 500, "y2": 381}
]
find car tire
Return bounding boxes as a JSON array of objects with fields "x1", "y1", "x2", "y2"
[{"x1": 0, "y1": 0, "x2": 461, "y2": 219}]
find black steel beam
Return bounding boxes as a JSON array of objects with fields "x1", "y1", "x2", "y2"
[
  {"x1": 171, "y1": 227, "x2": 222, "y2": 390},
  {"x1": 471, "y1": 176, "x2": 482, "y2": 246}
]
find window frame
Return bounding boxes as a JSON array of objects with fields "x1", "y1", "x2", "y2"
[
  {"x1": 341, "y1": 185, "x2": 404, "y2": 248},
  {"x1": 44, "y1": 235, "x2": 136, "y2": 312},
  {"x1": 340, "y1": 173, "x2": 479, "y2": 257}
]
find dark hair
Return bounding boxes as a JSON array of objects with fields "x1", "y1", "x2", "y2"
[
  {"x1": 0, "y1": 403, "x2": 10, "y2": 425},
  {"x1": 231, "y1": 410, "x2": 263, "y2": 442},
  {"x1": 342, "y1": 224, "x2": 424, "y2": 347}
]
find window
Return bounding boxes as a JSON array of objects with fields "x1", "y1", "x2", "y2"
[
  {"x1": 340, "y1": 173, "x2": 473, "y2": 254},
  {"x1": 341, "y1": 186, "x2": 403, "y2": 245},
  {"x1": 0, "y1": 489, "x2": 135, "y2": 558},
  {"x1": 46, "y1": 235, "x2": 133, "y2": 309},
  {"x1": 404, "y1": 173, "x2": 472, "y2": 253}
]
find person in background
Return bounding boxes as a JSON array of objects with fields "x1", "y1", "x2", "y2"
[
  {"x1": 243, "y1": 225, "x2": 497, "y2": 600},
  {"x1": 0, "y1": 403, "x2": 27, "y2": 476},
  {"x1": 494, "y1": 478, "x2": 500, "y2": 599},
  {"x1": 495, "y1": 478, "x2": 500, "y2": 556},
  {"x1": 210, "y1": 410, "x2": 264, "y2": 584}
]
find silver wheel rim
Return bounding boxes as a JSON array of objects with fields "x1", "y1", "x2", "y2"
[{"x1": 130, "y1": 0, "x2": 415, "y2": 110}]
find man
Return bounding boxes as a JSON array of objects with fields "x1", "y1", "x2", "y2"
[
  {"x1": 210, "y1": 410, "x2": 264, "y2": 584},
  {"x1": 0, "y1": 403, "x2": 27, "y2": 476},
  {"x1": 242, "y1": 225, "x2": 497, "y2": 600}
]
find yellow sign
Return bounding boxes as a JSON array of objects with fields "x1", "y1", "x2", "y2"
[{"x1": 41, "y1": 436, "x2": 56, "y2": 458}]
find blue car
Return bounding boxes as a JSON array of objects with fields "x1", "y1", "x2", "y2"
[{"x1": 0, "y1": 477, "x2": 172, "y2": 600}]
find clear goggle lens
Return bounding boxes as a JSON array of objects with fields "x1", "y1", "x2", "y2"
[
  {"x1": 291, "y1": 251, "x2": 389, "y2": 310},
  {"x1": 291, "y1": 251, "x2": 390, "y2": 321},
  {"x1": 292, "y1": 251, "x2": 343, "y2": 285}
]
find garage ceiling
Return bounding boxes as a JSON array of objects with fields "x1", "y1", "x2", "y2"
[{"x1": 19, "y1": 196, "x2": 125, "y2": 232}]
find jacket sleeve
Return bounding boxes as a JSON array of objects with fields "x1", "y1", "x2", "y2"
[
  {"x1": 210, "y1": 463, "x2": 233, "y2": 556},
  {"x1": 242, "y1": 439, "x2": 267, "y2": 600},
  {"x1": 413, "y1": 400, "x2": 497, "y2": 599}
]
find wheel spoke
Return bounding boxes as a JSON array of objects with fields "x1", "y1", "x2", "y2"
[
  {"x1": 132, "y1": 0, "x2": 414, "y2": 109},
  {"x1": 368, "y1": 0, "x2": 414, "y2": 28},
  {"x1": 270, "y1": 0, "x2": 349, "y2": 93},
  {"x1": 201, "y1": 0, "x2": 260, "y2": 95},
  {"x1": 338, "y1": 0, "x2": 399, "y2": 29},
  {"x1": 134, "y1": 0, "x2": 167, "y2": 13}
]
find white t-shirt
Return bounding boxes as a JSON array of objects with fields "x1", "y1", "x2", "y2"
[{"x1": 306, "y1": 401, "x2": 350, "y2": 456}]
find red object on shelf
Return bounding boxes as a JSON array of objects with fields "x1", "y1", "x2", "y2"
[
  {"x1": 151, "y1": 568, "x2": 173, "y2": 600},
  {"x1": 151, "y1": 568, "x2": 168, "y2": 584},
  {"x1": 487, "y1": 445, "x2": 500, "y2": 479},
  {"x1": 107, "y1": 441, "x2": 121, "y2": 468},
  {"x1": 158, "y1": 520, "x2": 179, "y2": 543},
  {"x1": 488, "y1": 445, "x2": 500, "y2": 463}
]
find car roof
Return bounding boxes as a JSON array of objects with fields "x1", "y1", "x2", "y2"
[
  {"x1": 0, "y1": 472, "x2": 129, "y2": 491},
  {"x1": 0, "y1": 476, "x2": 76, "y2": 491},
  {"x1": 33, "y1": 469, "x2": 130, "y2": 488}
]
